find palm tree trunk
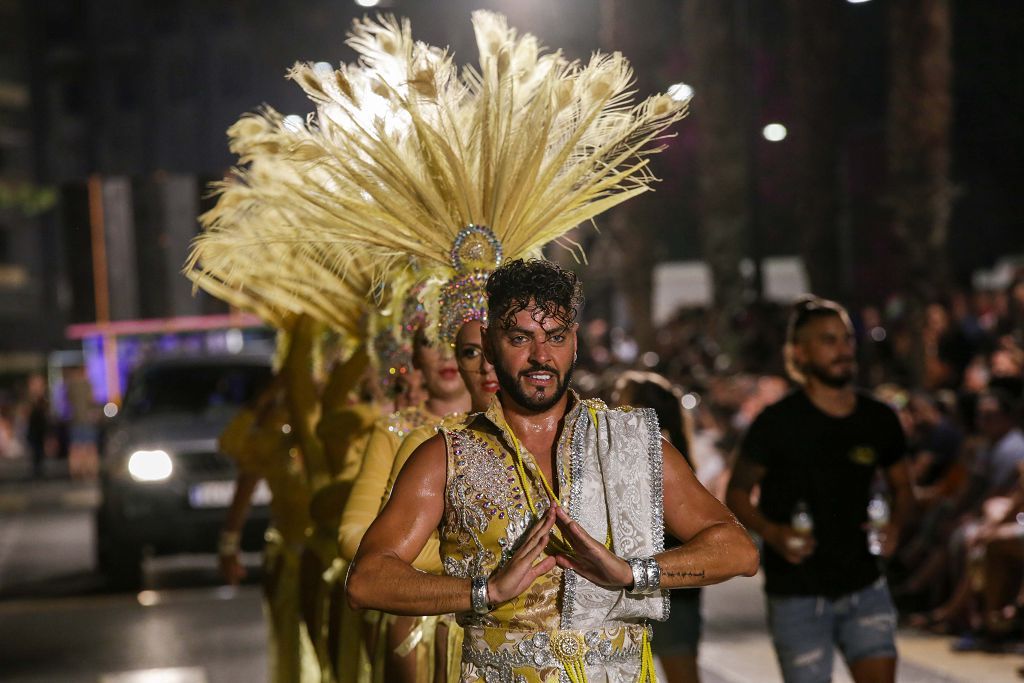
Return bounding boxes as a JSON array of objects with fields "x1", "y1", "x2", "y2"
[
  {"x1": 887, "y1": 0, "x2": 954, "y2": 385},
  {"x1": 786, "y1": 0, "x2": 844, "y2": 300}
]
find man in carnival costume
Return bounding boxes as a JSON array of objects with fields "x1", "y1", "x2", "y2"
[
  {"x1": 257, "y1": 11, "x2": 762, "y2": 682},
  {"x1": 196, "y1": 11, "x2": 759, "y2": 681},
  {"x1": 349, "y1": 257, "x2": 759, "y2": 682}
]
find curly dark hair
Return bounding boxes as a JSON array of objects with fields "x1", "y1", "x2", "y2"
[{"x1": 486, "y1": 259, "x2": 584, "y2": 331}]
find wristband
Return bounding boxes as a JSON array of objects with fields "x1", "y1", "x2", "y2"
[
  {"x1": 626, "y1": 557, "x2": 661, "y2": 596},
  {"x1": 218, "y1": 530, "x2": 241, "y2": 556},
  {"x1": 644, "y1": 557, "x2": 662, "y2": 593},
  {"x1": 626, "y1": 557, "x2": 648, "y2": 594},
  {"x1": 471, "y1": 575, "x2": 491, "y2": 614}
]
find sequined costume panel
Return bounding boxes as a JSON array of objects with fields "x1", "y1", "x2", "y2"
[
  {"x1": 459, "y1": 623, "x2": 651, "y2": 683},
  {"x1": 561, "y1": 406, "x2": 669, "y2": 630},
  {"x1": 440, "y1": 413, "x2": 563, "y2": 633},
  {"x1": 439, "y1": 396, "x2": 665, "y2": 683}
]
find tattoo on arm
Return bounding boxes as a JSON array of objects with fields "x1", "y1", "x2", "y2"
[{"x1": 665, "y1": 570, "x2": 705, "y2": 579}]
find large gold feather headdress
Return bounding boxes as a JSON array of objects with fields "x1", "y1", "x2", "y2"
[
  {"x1": 184, "y1": 111, "x2": 373, "y2": 341},
  {"x1": 279, "y1": 11, "x2": 689, "y2": 344}
]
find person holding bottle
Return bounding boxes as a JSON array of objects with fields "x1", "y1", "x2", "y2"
[{"x1": 726, "y1": 296, "x2": 914, "y2": 683}]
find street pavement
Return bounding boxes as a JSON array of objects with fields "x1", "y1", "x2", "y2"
[
  {"x1": 698, "y1": 569, "x2": 1023, "y2": 683},
  {"x1": 0, "y1": 467, "x2": 268, "y2": 683},
  {"x1": 1, "y1": 469, "x2": 1022, "y2": 682}
]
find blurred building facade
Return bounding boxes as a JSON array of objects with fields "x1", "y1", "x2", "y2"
[
  {"x1": 23, "y1": 0, "x2": 313, "y2": 344},
  {"x1": 0, "y1": 0, "x2": 49, "y2": 372},
  {"x1": 0, "y1": 1, "x2": 348, "y2": 375}
]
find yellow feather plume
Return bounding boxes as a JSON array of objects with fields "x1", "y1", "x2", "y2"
[
  {"x1": 277, "y1": 10, "x2": 688, "y2": 283},
  {"x1": 185, "y1": 10, "x2": 689, "y2": 345},
  {"x1": 184, "y1": 111, "x2": 374, "y2": 337}
]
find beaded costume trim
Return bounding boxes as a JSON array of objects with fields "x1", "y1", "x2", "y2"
[
  {"x1": 640, "y1": 406, "x2": 671, "y2": 619},
  {"x1": 559, "y1": 407, "x2": 591, "y2": 630},
  {"x1": 460, "y1": 625, "x2": 648, "y2": 683}
]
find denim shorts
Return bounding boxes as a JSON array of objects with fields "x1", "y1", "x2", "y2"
[{"x1": 766, "y1": 578, "x2": 898, "y2": 683}]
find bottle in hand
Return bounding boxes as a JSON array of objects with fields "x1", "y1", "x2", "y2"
[
  {"x1": 789, "y1": 500, "x2": 814, "y2": 552},
  {"x1": 866, "y1": 492, "x2": 890, "y2": 556}
]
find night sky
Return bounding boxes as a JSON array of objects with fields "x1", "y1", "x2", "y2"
[
  {"x1": 42, "y1": 0, "x2": 1024, "y2": 291},
  {"x1": 243, "y1": 0, "x2": 1024, "y2": 290}
]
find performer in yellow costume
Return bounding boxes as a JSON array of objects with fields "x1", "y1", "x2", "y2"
[
  {"x1": 187, "y1": 114, "x2": 381, "y2": 683},
  {"x1": 261, "y1": 11, "x2": 756, "y2": 683},
  {"x1": 352, "y1": 259, "x2": 761, "y2": 683},
  {"x1": 339, "y1": 284, "x2": 472, "y2": 683},
  {"x1": 217, "y1": 318, "x2": 320, "y2": 683},
  {"x1": 379, "y1": 319, "x2": 499, "y2": 683},
  {"x1": 190, "y1": 9, "x2": 745, "y2": 681},
  {"x1": 298, "y1": 338, "x2": 374, "y2": 683},
  {"x1": 314, "y1": 340, "x2": 393, "y2": 683}
]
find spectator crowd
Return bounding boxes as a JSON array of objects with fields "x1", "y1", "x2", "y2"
[
  {"x1": 1, "y1": 271, "x2": 1022, "y2": 671},
  {"x1": 573, "y1": 273, "x2": 1024, "y2": 663}
]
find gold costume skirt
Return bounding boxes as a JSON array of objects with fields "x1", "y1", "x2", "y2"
[{"x1": 459, "y1": 623, "x2": 655, "y2": 683}]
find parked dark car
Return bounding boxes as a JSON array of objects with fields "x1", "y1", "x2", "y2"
[{"x1": 95, "y1": 353, "x2": 274, "y2": 588}]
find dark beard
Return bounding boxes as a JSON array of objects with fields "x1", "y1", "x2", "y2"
[
  {"x1": 804, "y1": 361, "x2": 855, "y2": 388},
  {"x1": 494, "y1": 357, "x2": 575, "y2": 412}
]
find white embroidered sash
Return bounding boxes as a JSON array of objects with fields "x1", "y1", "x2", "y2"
[{"x1": 560, "y1": 406, "x2": 669, "y2": 630}]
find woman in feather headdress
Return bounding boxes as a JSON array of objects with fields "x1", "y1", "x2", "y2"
[{"x1": 186, "y1": 119, "x2": 387, "y2": 683}]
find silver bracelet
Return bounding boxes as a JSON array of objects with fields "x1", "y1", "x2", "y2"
[
  {"x1": 626, "y1": 557, "x2": 661, "y2": 596},
  {"x1": 644, "y1": 557, "x2": 662, "y2": 594},
  {"x1": 626, "y1": 557, "x2": 649, "y2": 595},
  {"x1": 471, "y1": 575, "x2": 491, "y2": 614}
]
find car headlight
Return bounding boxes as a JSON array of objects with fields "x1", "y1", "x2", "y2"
[{"x1": 127, "y1": 450, "x2": 173, "y2": 482}]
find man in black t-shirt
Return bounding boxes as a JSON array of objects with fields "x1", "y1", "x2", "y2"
[{"x1": 727, "y1": 296, "x2": 914, "y2": 683}]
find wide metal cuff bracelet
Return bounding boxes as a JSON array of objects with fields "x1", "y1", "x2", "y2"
[
  {"x1": 644, "y1": 557, "x2": 662, "y2": 594},
  {"x1": 471, "y1": 575, "x2": 491, "y2": 614},
  {"x1": 626, "y1": 558, "x2": 648, "y2": 595},
  {"x1": 626, "y1": 557, "x2": 660, "y2": 596}
]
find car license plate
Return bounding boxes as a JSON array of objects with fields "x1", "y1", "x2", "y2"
[{"x1": 188, "y1": 480, "x2": 272, "y2": 508}]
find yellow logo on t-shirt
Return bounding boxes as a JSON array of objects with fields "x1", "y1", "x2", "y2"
[{"x1": 849, "y1": 446, "x2": 877, "y2": 466}]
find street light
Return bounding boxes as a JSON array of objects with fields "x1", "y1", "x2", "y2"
[
  {"x1": 762, "y1": 123, "x2": 788, "y2": 142},
  {"x1": 846, "y1": 0, "x2": 872, "y2": 4},
  {"x1": 355, "y1": 0, "x2": 380, "y2": 7}
]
